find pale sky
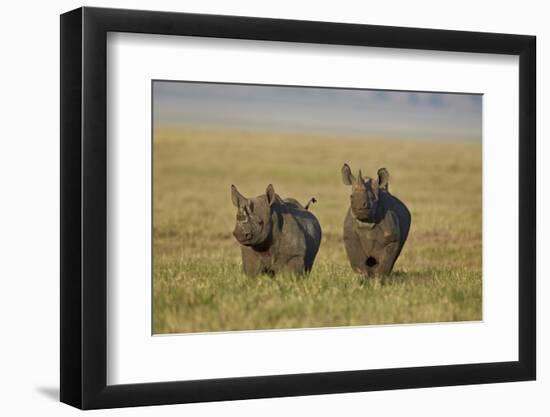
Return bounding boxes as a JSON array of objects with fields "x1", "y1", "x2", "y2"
[{"x1": 153, "y1": 81, "x2": 482, "y2": 143}]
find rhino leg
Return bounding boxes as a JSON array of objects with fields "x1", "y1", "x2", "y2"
[
  {"x1": 344, "y1": 231, "x2": 370, "y2": 275},
  {"x1": 241, "y1": 248, "x2": 270, "y2": 276},
  {"x1": 278, "y1": 255, "x2": 307, "y2": 275},
  {"x1": 373, "y1": 241, "x2": 400, "y2": 276}
]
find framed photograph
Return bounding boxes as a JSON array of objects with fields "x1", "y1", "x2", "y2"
[{"x1": 60, "y1": 6, "x2": 536, "y2": 409}]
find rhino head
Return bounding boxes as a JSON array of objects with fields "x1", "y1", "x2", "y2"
[
  {"x1": 231, "y1": 184, "x2": 276, "y2": 247},
  {"x1": 341, "y1": 164, "x2": 390, "y2": 223}
]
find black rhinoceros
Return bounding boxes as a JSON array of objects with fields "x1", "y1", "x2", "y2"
[
  {"x1": 341, "y1": 164, "x2": 411, "y2": 276},
  {"x1": 231, "y1": 184, "x2": 322, "y2": 276}
]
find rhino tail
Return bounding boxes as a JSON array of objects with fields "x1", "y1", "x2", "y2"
[{"x1": 304, "y1": 197, "x2": 317, "y2": 211}]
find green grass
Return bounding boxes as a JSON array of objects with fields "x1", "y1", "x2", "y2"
[{"x1": 153, "y1": 127, "x2": 482, "y2": 334}]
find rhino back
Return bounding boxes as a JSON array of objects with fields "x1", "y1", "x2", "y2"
[{"x1": 282, "y1": 197, "x2": 305, "y2": 209}]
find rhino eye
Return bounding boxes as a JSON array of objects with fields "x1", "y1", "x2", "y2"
[{"x1": 258, "y1": 219, "x2": 264, "y2": 226}]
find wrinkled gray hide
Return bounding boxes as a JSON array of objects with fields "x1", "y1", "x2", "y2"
[
  {"x1": 341, "y1": 164, "x2": 411, "y2": 276},
  {"x1": 231, "y1": 184, "x2": 322, "y2": 276}
]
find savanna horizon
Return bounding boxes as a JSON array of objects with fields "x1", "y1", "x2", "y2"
[{"x1": 153, "y1": 126, "x2": 482, "y2": 334}]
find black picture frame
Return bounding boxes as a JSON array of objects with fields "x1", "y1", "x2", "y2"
[{"x1": 60, "y1": 6, "x2": 536, "y2": 410}]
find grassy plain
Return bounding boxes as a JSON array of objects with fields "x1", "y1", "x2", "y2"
[{"x1": 153, "y1": 127, "x2": 482, "y2": 334}]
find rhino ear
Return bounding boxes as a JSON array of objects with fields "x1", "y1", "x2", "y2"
[
  {"x1": 265, "y1": 184, "x2": 276, "y2": 206},
  {"x1": 377, "y1": 168, "x2": 390, "y2": 191},
  {"x1": 341, "y1": 163, "x2": 356, "y2": 186},
  {"x1": 231, "y1": 184, "x2": 247, "y2": 208}
]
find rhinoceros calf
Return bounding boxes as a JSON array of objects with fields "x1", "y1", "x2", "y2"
[
  {"x1": 231, "y1": 184, "x2": 322, "y2": 276},
  {"x1": 341, "y1": 164, "x2": 411, "y2": 276}
]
